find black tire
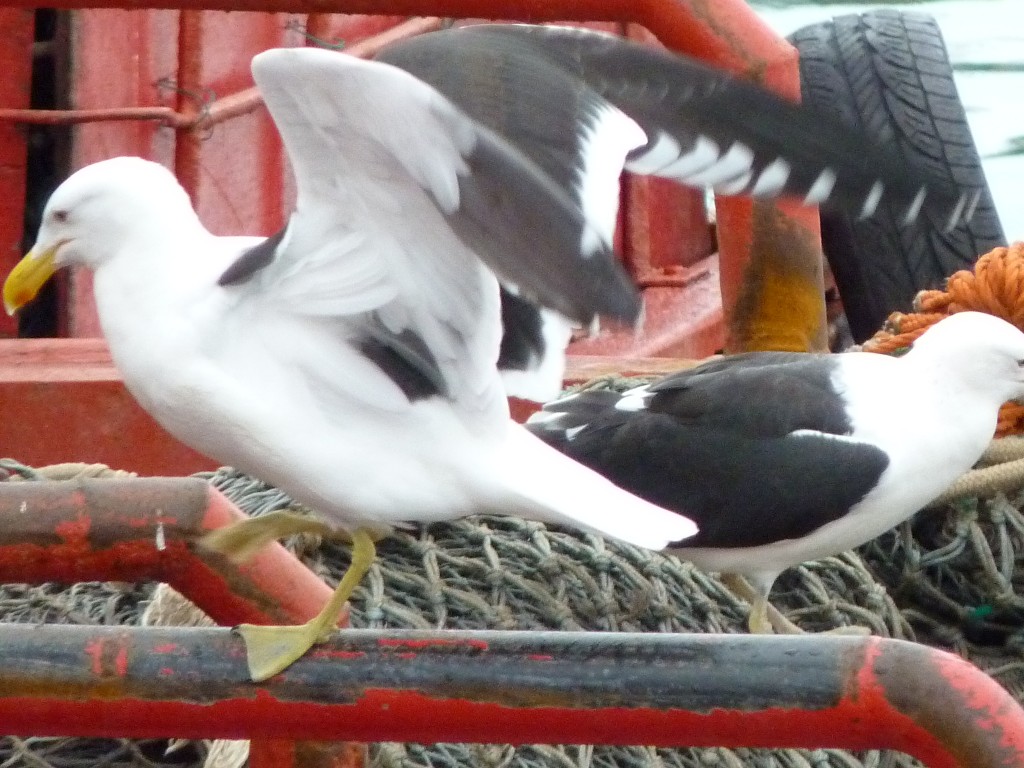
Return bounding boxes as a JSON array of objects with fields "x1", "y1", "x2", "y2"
[{"x1": 789, "y1": 10, "x2": 1006, "y2": 342}]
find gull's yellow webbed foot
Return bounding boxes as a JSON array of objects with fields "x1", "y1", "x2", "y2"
[{"x1": 237, "y1": 527, "x2": 376, "y2": 681}]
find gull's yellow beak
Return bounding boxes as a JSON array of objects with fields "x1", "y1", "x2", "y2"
[{"x1": 3, "y1": 245, "x2": 59, "y2": 316}]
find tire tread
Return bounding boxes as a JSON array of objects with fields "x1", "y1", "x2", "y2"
[{"x1": 790, "y1": 10, "x2": 1005, "y2": 340}]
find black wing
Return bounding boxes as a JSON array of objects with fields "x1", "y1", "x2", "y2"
[
  {"x1": 383, "y1": 24, "x2": 977, "y2": 230},
  {"x1": 528, "y1": 356, "x2": 890, "y2": 548}
]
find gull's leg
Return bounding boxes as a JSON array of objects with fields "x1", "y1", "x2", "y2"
[
  {"x1": 202, "y1": 509, "x2": 336, "y2": 563},
  {"x1": 723, "y1": 572, "x2": 872, "y2": 636},
  {"x1": 720, "y1": 572, "x2": 805, "y2": 634},
  {"x1": 236, "y1": 527, "x2": 376, "y2": 681}
]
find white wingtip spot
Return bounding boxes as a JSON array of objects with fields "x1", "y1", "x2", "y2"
[
  {"x1": 858, "y1": 181, "x2": 885, "y2": 219},
  {"x1": 944, "y1": 193, "x2": 968, "y2": 233},
  {"x1": 684, "y1": 142, "x2": 755, "y2": 187},
  {"x1": 750, "y1": 158, "x2": 792, "y2": 197},
  {"x1": 803, "y1": 169, "x2": 837, "y2": 205},
  {"x1": 525, "y1": 408, "x2": 565, "y2": 426},
  {"x1": 565, "y1": 425, "x2": 587, "y2": 441},
  {"x1": 625, "y1": 132, "x2": 682, "y2": 175},
  {"x1": 615, "y1": 385, "x2": 651, "y2": 412},
  {"x1": 658, "y1": 135, "x2": 721, "y2": 180},
  {"x1": 576, "y1": 103, "x2": 646, "y2": 257},
  {"x1": 713, "y1": 170, "x2": 754, "y2": 195},
  {"x1": 902, "y1": 187, "x2": 927, "y2": 225},
  {"x1": 789, "y1": 428, "x2": 866, "y2": 446}
]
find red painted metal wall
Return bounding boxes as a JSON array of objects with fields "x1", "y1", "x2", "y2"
[
  {"x1": 0, "y1": 0, "x2": 828, "y2": 470},
  {"x1": 57, "y1": 10, "x2": 729, "y2": 350},
  {"x1": 0, "y1": 10, "x2": 34, "y2": 338},
  {"x1": 65, "y1": 11, "x2": 409, "y2": 335},
  {"x1": 0, "y1": 1, "x2": 829, "y2": 355}
]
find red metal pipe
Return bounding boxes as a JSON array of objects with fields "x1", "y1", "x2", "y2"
[
  {"x1": 0, "y1": 477, "x2": 358, "y2": 768},
  {"x1": 0, "y1": 626, "x2": 1017, "y2": 768},
  {"x1": 0, "y1": 18, "x2": 446, "y2": 130},
  {"x1": 173, "y1": 10, "x2": 205, "y2": 202},
  {"x1": 0, "y1": 477, "x2": 335, "y2": 626},
  {"x1": 0, "y1": 106, "x2": 185, "y2": 125}
]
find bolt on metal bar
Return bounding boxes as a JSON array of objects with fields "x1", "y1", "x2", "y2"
[{"x1": 0, "y1": 626, "x2": 1018, "y2": 768}]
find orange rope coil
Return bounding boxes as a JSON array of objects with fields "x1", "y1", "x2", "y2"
[{"x1": 863, "y1": 242, "x2": 1024, "y2": 436}]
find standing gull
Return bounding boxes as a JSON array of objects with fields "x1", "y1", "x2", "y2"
[
  {"x1": 2, "y1": 28, "x2": 976, "y2": 679},
  {"x1": 527, "y1": 312, "x2": 1024, "y2": 633}
]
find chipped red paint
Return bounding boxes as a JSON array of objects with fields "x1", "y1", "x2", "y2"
[
  {"x1": 0, "y1": 628, "x2": 1019, "y2": 767},
  {"x1": 54, "y1": 512, "x2": 90, "y2": 542},
  {"x1": 0, "y1": 479, "x2": 338, "y2": 628},
  {"x1": 940, "y1": 654, "x2": 1023, "y2": 745},
  {"x1": 83, "y1": 639, "x2": 105, "y2": 677},
  {"x1": 151, "y1": 643, "x2": 179, "y2": 654},
  {"x1": 309, "y1": 650, "x2": 369, "y2": 662},
  {"x1": 890, "y1": 637, "x2": 1024, "y2": 767},
  {"x1": 377, "y1": 637, "x2": 489, "y2": 651},
  {"x1": 115, "y1": 645, "x2": 129, "y2": 678}
]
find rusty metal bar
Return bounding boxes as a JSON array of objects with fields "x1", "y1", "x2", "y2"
[
  {"x1": 0, "y1": 477, "x2": 1019, "y2": 765},
  {"x1": 0, "y1": 477, "x2": 358, "y2": 767},
  {"x1": 0, "y1": 478, "x2": 336, "y2": 626},
  {"x1": 0, "y1": 626, "x2": 1017, "y2": 768},
  {"x1": 173, "y1": 10, "x2": 205, "y2": 200},
  {"x1": 0, "y1": 106, "x2": 183, "y2": 125},
  {"x1": 0, "y1": 17, "x2": 444, "y2": 129}
]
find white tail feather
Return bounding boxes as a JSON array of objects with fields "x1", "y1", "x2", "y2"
[{"x1": 497, "y1": 424, "x2": 697, "y2": 549}]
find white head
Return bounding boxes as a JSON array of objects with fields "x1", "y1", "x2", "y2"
[
  {"x1": 906, "y1": 311, "x2": 1024, "y2": 404},
  {"x1": 4, "y1": 157, "x2": 200, "y2": 314}
]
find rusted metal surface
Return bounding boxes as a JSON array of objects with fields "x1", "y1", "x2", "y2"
[
  {"x1": 0, "y1": 626, "x2": 1014, "y2": 767},
  {"x1": 0, "y1": 476, "x2": 359, "y2": 768},
  {"x1": 1, "y1": 477, "x2": 1015, "y2": 766},
  {"x1": 0, "y1": 477, "x2": 337, "y2": 625},
  {"x1": 569, "y1": 254, "x2": 724, "y2": 359},
  {"x1": 0, "y1": 10, "x2": 34, "y2": 338},
  {"x1": 724, "y1": 199, "x2": 828, "y2": 352}
]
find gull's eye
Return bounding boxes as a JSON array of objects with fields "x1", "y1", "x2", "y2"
[{"x1": 52, "y1": 209, "x2": 69, "y2": 224}]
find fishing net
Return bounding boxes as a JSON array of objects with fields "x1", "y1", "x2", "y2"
[
  {"x1": 4, "y1": 249, "x2": 1024, "y2": 767},
  {"x1": 2, "y1": 338, "x2": 1023, "y2": 767},
  {"x1": 6, "y1": 456, "x2": 1011, "y2": 768}
]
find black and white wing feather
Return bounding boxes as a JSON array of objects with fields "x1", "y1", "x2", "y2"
[
  {"x1": 380, "y1": 24, "x2": 978, "y2": 234},
  {"x1": 214, "y1": 47, "x2": 647, "y2": 413},
  {"x1": 528, "y1": 355, "x2": 891, "y2": 548},
  {"x1": 249, "y1": 45, "x2": 641, "y2": 326}
]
